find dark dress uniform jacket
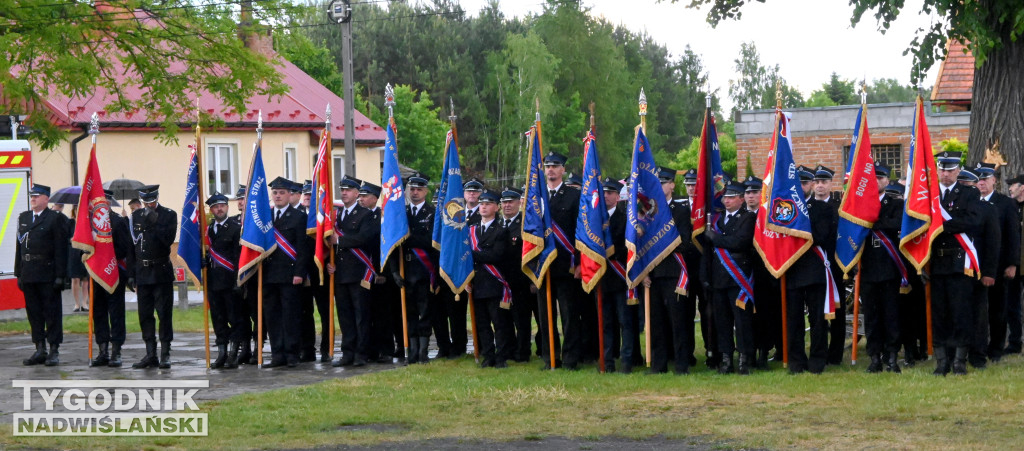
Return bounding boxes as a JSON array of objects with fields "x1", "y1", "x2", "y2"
[
  {"x1": 707, "y1": 209, "x2": 756, "y2": 290},
  {"x1": 206, "y1": 217, "x2": 241, "y2": 291},
  {"x1": 548, "y1": 185, "x2": 580, "y2": 277},
  {"x1": 861, "y1": 195, "x2": 904, "y2": 283},
  {"x1": 109, "y1": 212, "x2": 134, "y2": 283},
  {"x1": 931, "y1": 183, "x2": 981, "y2": 276},
  {"x1": 15, "y1": 208, "x2": 68, "y2": 283},
  {"x1": 264, "y1": 206, "x2": 309, "y2": 284},
  {"x1": 501, "y1": 213, "x2": 529, "y2": 289},
  {"x1": 986, "y1": 191, "x2": 1020, "y2": 272},
  {"x1": 653, "y1": 198, "x2": 692, "y2": 280},
  {"x1": 471, "y1": 221, "x2": 509, "y2": 300},
  {"x1": 404, "y1": 203, "x2": 437, "y2": 286},
  {"x1": 786, "y1": 197, "x2": 837, "y2": 288},
  {"x1": 605, "y1": 204, "x2": 628, "y2": 292},
  {"x1": 131, "y1": 204, "x2": 177, "y2": 284},
  {"x1": 335, "y1": 204, "x2": 376, "y2": 285},
  {"x1": 974, "y1": 201, "x2": 1001, "y2": 279}
]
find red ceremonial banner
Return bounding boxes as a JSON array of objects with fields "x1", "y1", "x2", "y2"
[{"x1": 71, "y1": 143, "x2": 119, "y2": 293}]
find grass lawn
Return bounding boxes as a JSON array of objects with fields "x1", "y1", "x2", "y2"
[
  {"x1": 0, "y1": 306, "x2": 213, "y2": 335},
  {"x1": 4, "y1": 347, "x2": 1024, "y2": 450}
]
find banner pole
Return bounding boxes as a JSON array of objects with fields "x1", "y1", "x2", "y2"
[
  {"x1": 546, "y1": 273, "x2": 555, "y2": 370},
  {"x1": 468, "y1": 292, "x2": 479, "y2": 362},
  {"x1": 88, "y1": 282, "x2": 94, "y2": 362},
  {"x1": 257, "y1": 264, "x2": 263, "y2": 368},
  {"x1": 925, "y1": 263, "x2": 933, "y2": 356},
  {"x1": 780, "y1": 274, "x2": 788, "y2": 368},
  {"x1": 399, "y1": 247, "x2": 410, "y2": 361},
  {"x1": 596, "y1": 282, "x2": 605, "y2": 373},
  {"x1": 851, "y1": 264, "x2": 862, "y2": 365},
  {"x1": 645, "y1": 285, "x2": 651, "y2": 368},
  {"x1": 328, "y1": 243, "x2": 335, "y2": 359}
]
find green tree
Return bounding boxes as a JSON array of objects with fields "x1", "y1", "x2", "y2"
[
  {"x1": 868, "y1": 78, "x2": 917, "y2": 104},
  {"x1": 1, "y1": 0, "x2": 295, "y2": 148},
  {"x1": 728, "y1": 42, "x2": 802, "y2": 113},
  {"x1": 683, "y1": 0, "x2": 1024, "y2": 177},
  {"x1": 362, "y1": 85, "x2": 448, "y2": 183},
  {"x1": 274, "y1": 31, "x2": 343, "y2": 97},
  {"x1": 664, "y1": 118, "x2": 738, "y2": 177}
]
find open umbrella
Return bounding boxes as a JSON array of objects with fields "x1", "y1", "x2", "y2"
[
  {"x1": 103, "y1": 178, "x2": 145, "y2": 200},
  {"x1": 48, "y1": 186, "x2": 120, "y2": 208}
]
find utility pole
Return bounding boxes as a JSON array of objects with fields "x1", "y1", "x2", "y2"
[{"x1": 328, "y1": 0, "x2": 356, "y2": 178}]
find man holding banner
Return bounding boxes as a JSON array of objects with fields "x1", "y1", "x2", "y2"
[
  {"x1": 262, "y1": 177, "x2": 309, "y2": 368},
  {"x1": 204, "y1": 194, "x2": 244, "y2": 369},
  {"x1": 330, "y1": 175, "x2": 376, "y2": 367},
  {"x1": 543, "y1": 151, "x2": 583, "y2": 370},
  {"x1": 130, "y1": 185, "x2": 178, "y2": 369}
]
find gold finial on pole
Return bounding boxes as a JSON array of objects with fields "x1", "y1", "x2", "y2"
[
  {"x1": 256, "y1": 109, "x2": 263, "y2": 141},
  {"x1": 775, "y1": 80, "x2": 783, "y2": 109},
  {"x1": 638, "y1": 88, "x2": 647, "y2": 130},
  {"x1": 588, "y1": 101, "x2": 595, "y2": 130},
  {"x1": 89, "y1": 112, "x2": 100, "y2": 144},
  {"x1": 448, "y1": 97, "x2": 457, "y2": 125},
  {"x1": 326, "y1": 103, "x2": 332, "y2": 126},
  {"x1": 535, "y1": 97, "x2": 540, "y2": 123},
  {"x1": 384, "y1": 83, "x2": 395, "y2": 119},
  {"x1": 860, "y1": 79, "x2": 868, "y2": 105}
]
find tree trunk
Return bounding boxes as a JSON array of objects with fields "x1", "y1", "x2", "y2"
[{"x1": 967, "y1": 37, "x2": 1024, "y2": 181}]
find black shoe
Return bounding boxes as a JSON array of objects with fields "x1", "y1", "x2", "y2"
[
  {"x1": 264, "y1": 359, "x2": 287, "y2": 368},
  {"x1": 540, "y1": 359, "x2": 562, "y2": 370},
  {"x1": 718, "y1": 356, "x2": 734, "y2": 375},
  {"x1": 480, "y1": 359, "x2": 494, "y2": 369},
  {"x1": 91, "y1": 343, "x2": 110, "y2": 367},
  {"x1": 223, "y1": 342, "x2": 239, "y2": 369},
  {"x1": 133, "y1": 341, "x2": 159, "y2": 369},
  {"x1": 755, "y1": 351, "x2": 769, "y2": 370},
  {"x1": 706, "y1": 353, "x2": 721, "y2": 369},
  {"x1": 952, "y1": 347, "x2": 968, "y2": 375},
  {"x1": 213, "y1": 344, "x2": 228, "y2": 369},
  {"x1": 353, "y1": 357, "x2": 367, "y2": 367},
  {"x1": 23, "y1": 342, "x2": 47, "y2": 366},
  {"x1": 236, "y1": 341, "x2": 252, "y2": 366},
  {"x1": 286, "y1": 357, "x2": 299, "y2": 368},
  {"x1": 158, "y1": 342, "x2": 171, "y2": 369},
  {"x1": 1004, "y1": 345, "x2": 1022, "y2": 354},
  {"x1": 495, "y1": 361, "x2": 508, "y2": 369},
  {"x1": 933, "y1": 348, "x2": 950, "y2": 376},
  {"x1": 108, "y1": 343, "x2": 123, "y2": 367},
  {"x1": 886, "y1": 352, "x2": 901, "y2": 373},
  {"x1": 333, "y1": 355, "x2": 354, "y2": 367},
  {"x1": 417, "y1": 337, "x2": 429, "y2": 364},
  {"x1": 620, "y1": 364, "x2": 633, "y2": 374},
  {"x1": 44, "y1": 344, "x2": 60, "y2": 366},
  {"x1": 299, "y1": 351, "x2": 316, "y2": 362},
  {"x1": 866, "y1": 354, "x2": 883, "y2": 373},
  {"x1": 673, "y1": 366, "x2": 689, "y2": 375},
  {"x1": 737, "y1": 354, "x2": 751, "y2": 375}
]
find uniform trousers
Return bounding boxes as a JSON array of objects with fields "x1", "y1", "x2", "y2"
[
  {"x1": 860, "y1": 279, "x2": 901, "y2": 356},
  {"x1": 786, "y1": 283, "x2": 828, "y2": 373},
  {"x1": 600, "y1": 289, "x2": 634, "y2": 371},
  {"x1": 263, "y1": 283, "x2": 301, "y2": 363},
  {"x1": 714, "y1": 286, "x2": 754, "y2": 357},
  {"x1": 92, "y1": 280, "x2": 125, "y2": 345},
  {"x1": 23, "y1": 282, "x2": 63, "y2": 345},
  {"x1": 137, "y1": 282, "x2": 173, "y2": 343},
  {"x1": 335, "y1": 281, "x2": 372, "y2": 362},
  {"x1": 931, "y1": 273, "x2": 974, "y2": 348},
  {"x1": 473, "y1": 295, "x2": 514, "y2": 365}
]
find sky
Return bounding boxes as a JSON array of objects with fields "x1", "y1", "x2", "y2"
[{"x1": 456, "y1": 0, "x2": 944, "y2": 112}]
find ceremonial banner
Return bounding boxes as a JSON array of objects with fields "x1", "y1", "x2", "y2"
[
  {"x1": 899, "y1": 96, "x2": 943, "y2": 272},
  {"x1": 71, "y1": 144, "x2": 118, "y2": 293},
  {"x1": 575, "y1": 129, "x2": 611, "y2": 293},
  {"x1": 753, "y1": 110, "x2": 813, "y2": 277},
  {"x1": 379, "y1": 117, "x2": 409, "y2": 271},
  {"x1": 176, "y1": 146, "x2": 203, "y2": 287},
  {"x1": 432, "y1": 130, "x2": 474, "y2": 294},
  {"x1": 625, "y1": 125, "x2": 681, "y2": 286},
  {"x1": 835, "y1": 103, "x2": 880, "y2": 275},
  {"x1": 521, "y1": 126, "x2": 557, "y2": 287},
  {"x1": 306, "y1": 127, "x2": 334, "y2": 282},
  {"x1": 692, "y1": 107, "x2": 725, "y2": 245},
  {"x1": 237, "y1": 141, "x2": 277, "y2": 285}
]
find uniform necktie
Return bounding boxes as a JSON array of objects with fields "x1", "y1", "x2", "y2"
[
  {"x1": 412, "y1": 206, "x2": 418, "y2": 217},
  {"x1": 214, "y1": 223, "x2": 218, "y2": 235},
  {"x1": 943, "y1": 188, "x2": 950, "y2": 202},
  {"x1": 33, "y1": 213, "x2": 38, "y2": 223},
  {"x1": 340, "y1": 209, "x2": 347, "y2": 222},
  {"x1": 276, "y1": 210, "x2": 282, "y2": 222},
  {"x1": 505, "y1": 219, "x2": 510, "y2": 228},
  {"x1": 549, "y1": 190, "x2": 556, "y2": 198},
  {"x1": 724, "y1": 214, "x2": 731, "y2": 225}
]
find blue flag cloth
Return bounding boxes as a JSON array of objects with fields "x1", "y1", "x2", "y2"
[
  {"x1": 380, "y1": 118, "x2": 409, "y2": 271},
  {"x1": 625, "y1": 125, "x2": 681, "y2": 287},
  {"x1": 835, "y1": 104, "x2": 879, "y2": 275},
  {"x1": 432, "y1": 130, "x2": 474, "y2": 295},
  {"x1": 237, "y1": 140, "x2": 277, "y2": 285},
  {"x1": 176, "y1": 146, "x2": 203, "y2": 287},
  {"x1": 520, "y1": 125, "x2": 557, "y2": 288},
  {"x1": 575, "y1": 129, "x2": 610, "y2": 293}
]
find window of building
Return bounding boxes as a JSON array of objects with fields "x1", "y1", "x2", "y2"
[
  {"x1": 332, "y1": 154, "x2": 345, "y2": 202},
  {"x1": 842, "y1": 144, "x2": 904, "y2": 181},
  {"x1": 283, "y1": 145, "x2": 297, "y2": 181},
  {"x1": 206, "y1": 143, "x2": 237, "y2": 196}
]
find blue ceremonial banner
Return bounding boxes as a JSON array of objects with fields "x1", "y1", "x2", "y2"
[
  {"x1": 835, "y1": 103, "x2": 879, "y2": 275},
  {"x1": 432, "y1": 130, "x2": 474, "y2": 295},
  {"x1": 176, "y1": 146, "x2": 203, "y2": 287},
  {"x1": 380, "y1": 117, "x2": 409, "y2": 271},
  {"x1": 237, "y1": 140, "x2": 277, "y2": 285},
  {"x1": 575, "y1": 129, "x2": 610, "y2": 293},
  {"x1": 625, "y1": 125, "x2": 681, "y2": 287},
  {"x1": 521, "y1": 125, "x2": 557, "y2": 287}
]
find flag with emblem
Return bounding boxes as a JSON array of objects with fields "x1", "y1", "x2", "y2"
[
  {"x1": 380, "y1": 116, "x2": 409, "y2": 271},
  {"x1": 575, "y1": 129, "x2": 610, "y2": 293},
  {"x1": 835, "y1": 103, "x2": 880, "y2": 275},
  {"x1": 625, "y1": 125, "x2": 681, "y2": 286},
  {"x1": 753, "y1": 109, "x2": 813, "y2": 277},
  {"x1": 521, "y1": 125, "x2": 557, "y2": 287},
  {"x1": 306, "y1": 126, "x2": 334, "y2": 282},
  {"x1": 237, "y1": 140, "x2": 277, "y2": 285},
  {"x1": 71, "y1": 142, "x2": 119, "y2": 293},
  {"x1": 691, "y1": 106, "x2": 725, "y2": 245},
  {"x1": 176, "y1": 145, "x2": 203, "y2": 287},
  {"x1": 899, "y1": 95, "x2": 944, "y2": 272},
  {"x1": 432, "y1": 129, "x2": 474, "y2": 295}
]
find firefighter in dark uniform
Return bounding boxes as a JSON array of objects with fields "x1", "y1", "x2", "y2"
[
  {"x1": 90, "y1": 189, "x2": 134, "y2": 367},
  {"x1": 744, "y1": 175, "x2": 780, "y2": 369},
  {"x1": 358, "y1": 181, "x2": 395, "y2": 362},
  {"x1": 233, "y1": 184, "x2": 259, "y2": 365},
  {"x1": 263, "y1": 177, "x2": 310, "y2": 368},
  {"x1": 464, "y1": 178, "x2": 483, "y2": 226},
  {"x1": 328, "y1": 176, "x2": 375, "y2": 367},
  {"x1": 600, "y1": 178, "x2": 635, "y2": 373},
  {"x1": 130, "y1": 185, "x2": 178, "y2": 369},
  {"x1": 470, "y1": 189, "x2": 513, "y2": 368},
  {"x1": 704, "y1": 180, "x2": 757, "y2": 374},
  {"x1": 298, "y1": 179, "x2": 323, "y2": 363},
  {"x1": 567, "y1": 170, "x2": 600, "y2": 363},
  {"x1": 1005, "y1": 174, "x2": 1024, "y2": 355},
  {"x1": 204, "y1": 193, "x2": 242, "y2": 369},
  {"x1": 432, "y1": 179, "x2": 483, "y2": 359},
  {"x1": 957, "y1": 169, "x2": 999, "y2": 369},
  {"x1": 930, "y1": 151, "x2": 982, "y2": 375},
  {"x1": 812, "y1": 165, "x2": 845, "y2": 365},
  {"x1": 860, "y1": 164, "x2": 906, "y2": 373},
  {"x1": 538, "y1": 152, "x2": 582, "y2": 370},
  {"x1": 682, "y1": 168, "x2": 715, "y2": 367},
  {"x1": 785, "y1": 166, "x2": 837, "y2": 374},
  {"x1": 975, "y1": 163, "x2": 1020, "y2": 363},
  {"x1": 500, "y1": 187, "x2": 537, "y2": 362},
  {"x1": 16, "y1": 184, "x2": 68, "y2": 366},
  {"x1": 393, "y1": 172, "x2": 436, "y2": 364}
]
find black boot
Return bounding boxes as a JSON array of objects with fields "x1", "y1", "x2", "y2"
[
  {"x1": 109, "y1": 343, "x2": 123, "y2": 367},
  {"x1": 718, "y1": 354, "x2": 734, "y2": 374},
  {"x1": 406, "y1": 337, "x2": 420, "y2": 365},
  {"x1": 223, "y1": 342, "x2": 239, "y2": 369},
  {"x1": 755, "y1": 349, "x2": 769, "y2": 370},
  {"x1": 886, "y1": 352, "x2": 902, "y2": 373},
  {"x1": 866, "y1": 353, "x2": 883, "y2": 373},
  {"x1": 44, "y1": 343, "x2": 60, "y2": 366},
  {"x1": 236, "y1": 340, "x2": 252, "y2": 366},
  {"x1": 418, "y1": 337, "x2": 429, "y2": 363},
  {"x1": 933, "y1": 347, "x2": 950, "y2": 376},
  {"x1": 213, "y1": 344, "x2": 228, "y2": 368},
  {"x1": 91, "y1": 343, "x2": 110, "y2": 367},
  {"x1": 23, "y1": 342, "x2": 47, "y2": 366},
  {"x1": 158, "y1": 342, "x2": 171, "y2": 369},
  {"x1": 953, "y1": 347, "x2": 968, "y2": 375},
  {"x1": 134, "y1": 340, "x2": 159, "y2": 369},
  {"x1": 903, "y1": 349, "x2": 916, "y2": 368},
  {"x1": 737, "y1": 353, "x2": 751, "y2": 375}
]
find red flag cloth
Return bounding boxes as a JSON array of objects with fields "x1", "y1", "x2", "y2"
[
  {"x1": 307, "y1": 127, "x2": 333, "y2": 282},
  {"x1": 691, "y1": 108, "x2": 724, "y2": 247},
  {"x1": 899, "y1": 96, "x2": 944, "y2": 272},
  {"x1": 71, "y1": 143, "x2": 119, "y2": 293}
]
